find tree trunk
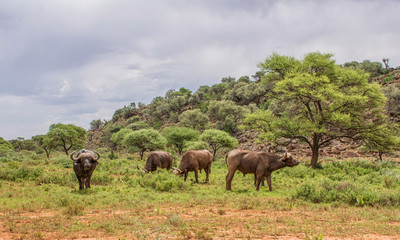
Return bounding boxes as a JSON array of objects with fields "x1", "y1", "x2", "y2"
[
  {"x1": 310, "y1": 133, "x2": 320, "y2": 169},
  {"x1": 44, "y1": 148, "x2": 50, "y2": 159},
  {"x1": 212, "y1": 148, "x2": 217, "y2": 162},
  {"x1": 310, "y1": 146, "x2": 319, "y2": 169},
  {"x1": 378, "y1": 151, "x2": 383, "y2": 161}
]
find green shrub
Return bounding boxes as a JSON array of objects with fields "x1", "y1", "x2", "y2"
[
  {"x1": 0, "y1": 165, "x2": 44, "y2": 181},
  {"x1": 136, "y1": 170, "x2": 188, "y2": 192}
]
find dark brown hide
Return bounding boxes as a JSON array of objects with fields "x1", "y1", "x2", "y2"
[
  {"x1": 70, "y1": 149, "x2": 100, "y2": 190},
  {"x1": 143, "y1": 151, "x2": 173, "y2": 172},
  {"x1": 173, "y1": 150, "x2": 213, "y2": 183},
  {"x1": 225, "y1": 149, "x2": 299, "y2": 191}
]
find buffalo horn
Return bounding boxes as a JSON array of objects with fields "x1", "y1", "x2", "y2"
[
  {"x1": 92, "y1": 151, "x2": 100, "y2": 161},
  {"x1": 70, "y1": 151, "x2": 80, "y2": 161}
]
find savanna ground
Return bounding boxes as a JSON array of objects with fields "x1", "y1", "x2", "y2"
[{"x1": 0, "y1": 150, "x2": 399, "y2": 239}]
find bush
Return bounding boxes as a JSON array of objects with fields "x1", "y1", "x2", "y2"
[
  {"x1": 0, "y1": 165, "x2": 44, "y2": 181},
  {"x1": 135, "y1": 170, "x2": 188, "y2": 192},
  {"x1": 292, "y1": 159, "x2": 400, "y2": 206}
]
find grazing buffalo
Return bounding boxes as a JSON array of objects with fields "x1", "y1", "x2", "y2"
[
  {"x1": 141, "y1": 151, "x2": 173, "y2": 173},
  {"x1": 225, "y1": 149, "x2": 299, "y2": 191},
  {"x1": 173, "y1": 150, "x2": 213, "y2": 183},
  {"x1": 70, "y1": 149, "x2": 100, "y2": 190}
]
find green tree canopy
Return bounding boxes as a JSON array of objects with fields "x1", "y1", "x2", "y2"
[
  {"x1": 183, "y1": 140, "x2": 210, "y2": 152},
  {"x1": 111, "y1": 128, "x2": 134, "y2": 150},
  {"x1": 89, "y1": 119, "x2": 105, "y2": 130},
  {"x1": 47, "y1": 123, "x2": 86, "y2": 155},
  {"x1": 124, "y1": 129, "x2": 167, "y2": 160},
  {"x1": 243, "y1": 52, "x2": 393, "y2": 168},
  {"x1": 0, "y1": 137, "x2": 14, "y2": 156},
  {"x1": 178, "y1": 109, "x2": 209, "y2": 131},
  {"x1": 343, "y1": 60, "x2": 384, "y2": 78},
  {"x1": 162, "y1": 126, "x2": 200, "y2": 155},
  {"x1": 32, "y1": 134, "x2": 56, "y2": 158},
  {"x1": 207, "y1": 100, "x2": 250, "y2": 133},
  {"x1": 361, "y1": 122, "x2": 400, "y2": 161},
  {"x1": 200, "y1": 129, "x2": 238, "y2": 161}
]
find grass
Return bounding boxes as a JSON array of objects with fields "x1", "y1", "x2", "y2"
[{"x1": 0, "y1": 151, "x2": 399, "y2": 239}]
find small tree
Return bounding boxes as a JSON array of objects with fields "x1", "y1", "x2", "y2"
[
  {"x1": 178, "y1": 109, "x2": 209, "y2": 131},
  {"x1": 200, "y1": 129, "x2": 238, "y2": 161},
  {"x1": 47, "y1": 123, "x2": 87, "y2": 155},
  {"x1": 124, "y1": 129, "x2": 167, "y2": 160},
  {"x1": 361, "y1": 122, "x2": 400, "y2": 161},
  {"x1": 162, "y1": 126, "x2": 200, "y2": 155},
  {"x1": 32, "y1": 135, "x2": 56, "y2": 158},
  {"x1": 89, "y1": 119, "x2": 105, "y2": 130}
]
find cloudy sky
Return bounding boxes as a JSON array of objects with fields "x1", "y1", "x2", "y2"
[{"x1": 1, "y1": 0, "x2": 399, "y2": 140}]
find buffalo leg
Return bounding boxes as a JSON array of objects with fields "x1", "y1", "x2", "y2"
[
  {"x1": 184, "y1": 171, "x2": 188, "y2": 181},
  {"x1": 255, "y1": 172, "x2": 265, "y2": 191},
  {"x1": 225, "y1": 170, "x2": 236, "y2": 190},
  {"x1": 85, "y1": 178, "x2": 90, "y2": 189},
  {"x1": 205, "y1": 166, "x2": 210, "y2": 183},
  {"x1": 194, "y1": 169, "x2": 199, "y2": 183},
  {"x1": 266, "y1": 173, "x2": 272, "y2": 191},
  {"x1": 254, "y1": 175, "x2": 265, "y2": 187},
  {"x1": 78, "y1": 177, "x2": 84, "y2": 190}
]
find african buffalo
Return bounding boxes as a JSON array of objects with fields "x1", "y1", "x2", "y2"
[
  {"x1": 173, "y1": 150, "x2": 213, "y2": 183},
  {"x1": 225, "y1": 149, "x2": 299, "y2": 191},
  {"x1": 70, "y1": 149, "x2": 100, "y2": 190},
  {"x1": 140, "y1": 151, "x2": 173, "y2": 173}
]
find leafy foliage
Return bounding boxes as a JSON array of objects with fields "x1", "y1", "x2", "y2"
[
  {"x1": 32, "y1": 135, "x2": 56, "y2": 158},
  {"x1": 162, "y1": 127, "x2": 200, "y2": 155},
  {"x1": 207, "y1": 100, "x2": 249, "y2": 133},
  {"x1": 343, "y1": 60, "x2": 385, "y2": 78},
  {"x1": 47, "y1": 123, "x2": 86, "y2": 155},
  {"x1": 110, "y1": 128, "x2": 134, "y2": 151},
  {"x1": 200, "y1": 129, "x2": 238, "y2": 161},
  {"x1": 124, "y1": 129, "x2": 167, "y2": 159},
  {"x1": 178, "y1": 109, "x2": 209, "y2": 130},
  {"x1": 243, "y1": 52, "x2": 394, "y2": 168},
  {"x1": 0, "y1": 137, "x2": 14, "y2": 156},
  {"x1": 89, "y1": 119, "x2": 105, "y2": 130}
]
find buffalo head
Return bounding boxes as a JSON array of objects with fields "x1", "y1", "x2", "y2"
[
  {"x1": 70, "y1": 149, "x2": 100, "y2": 171},
  {"x1": 281, "y1": 152, "x2": 299, "y2": 167},
  {"x1": 172, "y1": 167, "x2": 183, "y2": 175}
]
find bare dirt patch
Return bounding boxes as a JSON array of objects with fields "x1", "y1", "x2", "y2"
[{"x1": 2, "y1": 202, "x2": 398, "y2": 240}]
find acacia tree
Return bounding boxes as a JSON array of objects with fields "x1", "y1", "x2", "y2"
[
  {"x1": 162, "y1": 126, "x2": 199, "y2": 155},
  {"x1": 242, "y1": 52, "x2": 395, "y2": 168},
  {"x1": 47, "y1": 123, "x2": 86, "y2": 155},
  {"x1": 123, "y1": 129, "x2": 167, "y2": 160},
  {"x1": 111, "y1": 128, "x2": 134, "y2": 151},
  {"x1": 362, "y1": 122, "x2": 400, "y2": 161},
  {"x1": 32, "y1": 135, "x2": 56, "y2": 158},
  {"x1": 200, "y1": 129, "x2": 238, "y2": 161}
]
